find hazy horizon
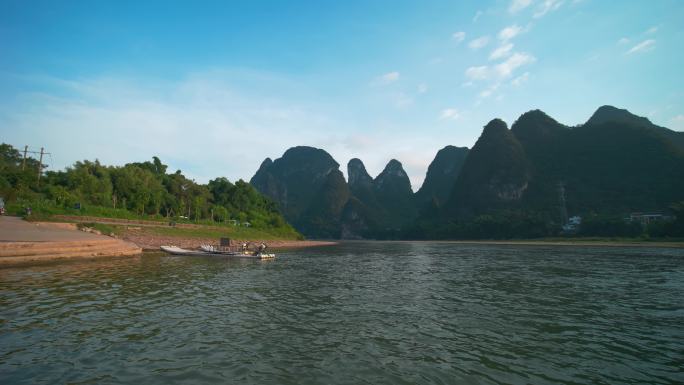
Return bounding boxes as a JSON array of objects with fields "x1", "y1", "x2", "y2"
[{"x1": 1, "y1": 0, "x2": 683, "y2": 190}]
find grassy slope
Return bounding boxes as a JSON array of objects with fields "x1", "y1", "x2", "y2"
[
  {"x1": 134, "y1": 225, "x2": 302, "y2": 240},
  {"x1": 9, "y1": 201, "x2": 303, "y2": 241}
]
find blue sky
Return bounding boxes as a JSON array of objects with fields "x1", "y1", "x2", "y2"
[{"x1": 1, "y1": 0, "x2": 683, "y2": 189}]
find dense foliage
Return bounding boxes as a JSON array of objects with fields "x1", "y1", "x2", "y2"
[
  {"x1": 251, "y1": 106, "x2": 684, "y2": 240},
  {"x1": 0, "y1": 144, "x2": 300, "y2": 236},
  {"x1": 418, "y1": 107, "x2": 684, "y2": 240}
]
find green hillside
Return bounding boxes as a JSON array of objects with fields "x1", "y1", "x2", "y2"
[{"x1": 0, "y1": 144, "x2": 301, "y2": 239}]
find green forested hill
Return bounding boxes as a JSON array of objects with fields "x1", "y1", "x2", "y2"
[
  {"x1": 446, "y1": 118, "x2": 531, "y2": 218},
  {"x1": 422, "y1": 106, "x2": 684, "y2": 239},
  {"x1": 414, "y1": 145, "x2": 469, "y2": 208},
  {"x1": 0, "y1": 144, "x2": 299, "y2": 237},
  {"x1": 249, "y1": 146, "x2": 348, "y2": 238},
  {"x1": 250, "y1": 105, "x2": 684, "y2": 240}
]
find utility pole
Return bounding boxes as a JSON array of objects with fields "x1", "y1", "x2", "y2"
[
  {"x1": 22, "y1": 145, "x2": 28, "y2": 170},
  {"x1": 18, "y1": 146, "x2": 51, "y2": 186},
  {"x1": 37, "y1": 147, "x2": 45, "y2": 187}
]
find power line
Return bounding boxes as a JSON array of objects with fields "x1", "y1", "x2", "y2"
[{"x1": 16, "y1": 145, "x2": 52, "y2": 186}]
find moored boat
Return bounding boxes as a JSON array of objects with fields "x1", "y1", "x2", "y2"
[{"x1": 160, "y1": 245, "x2": 275, "y2": 259}]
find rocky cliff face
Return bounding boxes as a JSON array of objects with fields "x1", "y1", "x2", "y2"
[
  {"x1": 347, "y1": 158, "x2": 373, "y2": 188},
  {"x1": 447, "y1": 119, "x2": 531, "y2": 217},
  {"x1": 373, "y1": 159, "x2": 416, "y2": 228},
  {"x1": 586, "y1": 105, "x2": 684, "y2": 152},
  {"x1": 509, "y1": 110, "x2": 570, "y2": 211},
  {"x1": 414, "y1": 145, "x2": 469, "y2": 207},
  {"x1": 347, "y1": 158, "x2": 378, "y2": 210},
  {"x1": 299, "y1": 169, "x2": 350, "y2": 238},
  {"x1": 249, "y1": 146, "x2": 342, "y2": 234},
  {"x1": 251, "y1": 106, "x2": 684, "y2": 239},
  {"x1": 586, "y1": 105, "x2": 654, "y2": 127}
]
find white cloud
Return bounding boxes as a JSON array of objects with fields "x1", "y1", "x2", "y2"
[
  {"x1": 509, "y1": 0, "x2": 533, "y2": 13},
  {"x1": 473, "y1": 10, "x2": 483, "y2": 22},
  {"x1": 670, "y1": 114, "x2": 684, "y2": 130},
  {"x1": 0, "y1": 72, "x2": 351, "y2": 184},
  {"x1": 489, "y1": 43, "x2": 514, "y2": 60},
  {"x1": 452, "y1": 31, "x2": 466, "y2": 43},
  {"x1": 626, "y1": 39, "x2": 656, "y2": 54},
  {"x1": 618, "y1": 37, "x2": 630, "y2": 45},
  {"x1": 646, "y1": 26, "x2": 658, "y2": 34},
  {"x1": 465, "y1": 66, "x2": 490, "y2": 81},
  {"x1": 534, "y1": 0, "x2": 564, "y2": 18},
  {"x1": 440, "y1": 108, "x2": 460, "y2": 120},
  {"x1": 479, "y1": 83, "x2": 500, "y2": 99},
  {"x1": 469, "y1": 36, "x2": 490, "y2": 49},
  {"x1": 498, "y1": 25, "x2": 523, "y2": 42},
  {"x1": 417, "y1": 83, "x2": 428, "y2": 94},
  {"x1": 511, "y1": 72, "x2": 530, "y2": 86},
  {"x1": 494, "y1": 52, "x2": 536, "y2": 78},
  {"x1": 372, "y1": 71, "x2": 400, "y2": 86}
]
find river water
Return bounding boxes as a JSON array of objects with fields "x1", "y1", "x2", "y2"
[{"x1": 1, "y1": 242, "x2": 683, "y2": 384}]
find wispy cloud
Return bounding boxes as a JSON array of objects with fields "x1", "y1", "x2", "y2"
[
  {"x1": 479, "y1": 83, "x2": 500, "y2": 99},
  {"x1": 498, "y1": 25, "x2": 523, "y2": 42},
  {"x1": 511, "y1": 72, "x2": 530, "y2": 86},
  {"x1": 509, "y1": 0, "x2": 533, "y2": 13},
  {"x1": 452, "y1": 31, "x2": 466, "y2": 43},
  {"x1": 0, "y1": 71, "x2": 460, "y2": 191},
  {"x1": 417, "y1": 83, "x2": 428, "y2": 94},
  {"x1": 617, "y1": 37, "x2": 630, "y2": 45},
  {"x1": 489, "y1": 43, "x2": 514, "y2": 60},
  {"x1": 469, "y1": 36, "x2": 490, "y2": 50},
  {"x1": 626, "y1": 39, "x2": 655, "y2": 54},
  {"x1": 0, "y1": 71, "x2": 345, "y2": 183},
  {"x1": 465, "y1": 66, "x2": 490, "y2": 81},
  {"x1": 466, "y1": 51, "x2": 535, "y2": 82},
  {"x1": 372, "y1": 71, "x2": 400, "y2": 86},
  {"x1": 440, "y1": 108, "x2": 460, "y2": 120},
  {"x1": 494, "y1": 52, "x2": 536, "y2": 78},
  {"x1": 645, "y1": 26, "x2": 658, "y2": 34},
  {"x1": 533, "y1": 0, "x2": 564, "y2": 18}
]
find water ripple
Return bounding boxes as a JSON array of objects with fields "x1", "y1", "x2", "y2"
[{"x1": 1, "y1": 243, "x2": 683, "y2": 384}]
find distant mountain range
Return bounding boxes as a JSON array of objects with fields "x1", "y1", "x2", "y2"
[{"x1": 251, "y1": 106, "x2": 684, "y2": 239}]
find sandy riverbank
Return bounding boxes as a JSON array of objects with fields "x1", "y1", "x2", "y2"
[
  {"x1": 35, "y1": 216, "x2": 337, "y2": 251},
  {"x1": 0, "y1": 216, "x2": 142, "y2": 267}
]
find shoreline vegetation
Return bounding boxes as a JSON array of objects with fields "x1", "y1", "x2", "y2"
[
  {"x1": 1, "y1": 211, "x2": 682, "y2": 269},
  {"x1": 0, "y1": 215, "x2": 336, "y2": 267},
  {"x1": 0, "y1": 143, "x2": 304, "y2": 242},
  {"x1": 2, "y1": 140, "x2": 684, "y2": 256},
  {"x1": 385, "y1": 238, "x2": 684, "y2": 248}
]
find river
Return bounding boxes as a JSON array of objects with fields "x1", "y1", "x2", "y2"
[{"x1": 1, "y1": 242, "x2": 683, "y2": 384}]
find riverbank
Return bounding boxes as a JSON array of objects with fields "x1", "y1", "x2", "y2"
[
  {"x1": 0, "y1": 216, "x2": 142, "y2": 267},
  {"x1": 124, "y1": 231, "x2": 337, "y2": 251},
  {"x1": 42, "y1": 217, "x2": 336, "y2": 251},
  {"x1": 0, "y1": 216, "x2": 336, "y2": 267}
]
